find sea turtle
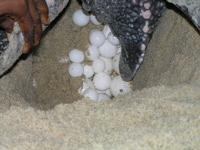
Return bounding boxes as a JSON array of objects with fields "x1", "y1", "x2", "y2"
[
  {"x1": 82, "y1": 0, "x2": 200, "y2": 81},
  {"x1": 0, "y1": 0, "x2": 199, "y2": 77}
]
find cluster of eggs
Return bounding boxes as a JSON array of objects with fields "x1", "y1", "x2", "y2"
[{"x1": 68, "y1": 9, "x2": 132, "y2": 101}]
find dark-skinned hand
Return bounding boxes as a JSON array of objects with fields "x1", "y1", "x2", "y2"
[{"x1": 0, "y1": 0, "x2": 49, "y2": 53}]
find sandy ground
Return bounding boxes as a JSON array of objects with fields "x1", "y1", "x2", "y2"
[
  {"x1": 0, "y1": 1, "x2": 199, "y2": 149},
  {"x1": 32, "y1": 1, "x2": 103, "y2": 110},
  {"x1": 0, "y1": 84, "x2": 200, "y2": 149}
]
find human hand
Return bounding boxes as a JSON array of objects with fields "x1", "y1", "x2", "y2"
[{"x1": 0, "y1": 0, "x2": 49, "y2": 53}]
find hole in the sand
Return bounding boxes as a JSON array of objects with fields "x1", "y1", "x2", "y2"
[
  {"x1": 31, "y1": 1, "x2": 104, "y2": 110},
  {"x1": 0, "y1": 0, "x2": 199, "y2": 114}
]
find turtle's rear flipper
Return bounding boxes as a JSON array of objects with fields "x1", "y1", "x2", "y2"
[
  {"x1": 110, "y1": 0, "x2": 166, "y2": 81},
  {"x1": 82, "y1": 0, "x2": 166, "y2": 81},
  {"x1": 119, "y1": 39, "x2": 145, "y2": 81}
]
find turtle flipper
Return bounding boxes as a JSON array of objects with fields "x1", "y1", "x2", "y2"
[
  {"x1": 119, "y1": 40, "x2": 145, "y2": 81},
  {"x1": 82, "y1": 0, "x2": 166, "y2": 81},
  {"x1": 109, "y1": 0, "x2": 166, "y2": 81}
]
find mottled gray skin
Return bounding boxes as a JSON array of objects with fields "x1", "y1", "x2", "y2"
[
  {"x1": 167, "y1": 0, "x2": 200, "y2": 30},
  {"x1": 82, "y1": 0, "x2": 166, "y2": 81}
]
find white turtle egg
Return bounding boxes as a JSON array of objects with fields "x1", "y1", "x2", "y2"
[
  {"x1": 84, "y1": 78, "x2": 95, "y2": 89},
  {"x1": 84, "y1": 65, "x2": 94, "y2": 78},
  {"x1": 92, "y1": 59, "x2": 105, "y2": 73},
  {"x1": 117, "y1": 46, "x2": 122, "y2": 53},
  {"x1": 78, "y1": 79, "x2": 95, "y2": 95},
  {"x1": 96, "y1": 89, "x2": 112, "y2": 97},
  {"x1": 72, "y1": 9, "x2": 90, "y2": 26},
  {"x1": 84, "y1": 88, "x2": 98, "y2": 101},
  {"x1": 110, "y1": 75, "x2": 115, "y2": 79},
  {"x1": 68, "y1": 63, "x2": 84, "y2": 77},
  {"x1": 108, "y1": 32, "x2": 120, "y2": 45},
  {"x1": 96, "y1": 90, "x2": 105, "y2": 94},
  {"x1": 96, "y1": 89, "x2": 111, "y2": 97},
  {"x1": 90, "y1": 14, "x2": 101, "y2": 25},
  {"x1": 100, "y1": 57, "x2": 113, "y2": 75},
  {"x1": 105, "y1": 89, "x2": 112, "y2": 97},
  {"x1": 93, "y1": 72, "x2": 111, "y2": 90},
  {"x1": 86, "y1": 45, "x2": 99, "y2": 61},
  {"x1": 99, "y1": 40, "x2": 117, "y2": 58},
  {"x1": 110, "y1": 76, "x2": 132, "y2": 97},
  {"x1": 90, "y1": 30, "x2": 105, "y2": 47},
  {"x1": 69, "y1": 49, "x2": 84, "y2": 63},
  {"x1": 102, "y1": 25, "x2": 111, "y2": 38},
  {"x1": 98, "y1": 94, "x2": 110, "y2": 101},
  {"x1": 112, "y1": 53, "x2": 121, "y2": 74}
]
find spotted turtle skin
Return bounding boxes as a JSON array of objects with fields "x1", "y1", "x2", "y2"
[
  {"x1": 0, "y1": 30, "x2": 8, "y2": 55},
  {"x1": 82, "y1": 0, "x2": 166, "y2": 81}
]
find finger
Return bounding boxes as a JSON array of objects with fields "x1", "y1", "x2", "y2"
[
  {"x1": 33, "y1": 0, "x2": 49, "y2": 25},
  {"x1": 28, "y1": 0, "x2": 43, "y2": 46},
  {"x1": 18, "y1": 12, "x2": 35, "y2": 53},
  {"x1": 0, "y1": 17, "x2": 14, "y2": 33},
  {"x1": 22, "y1": 43, "x2": 31, "y2": 54}
]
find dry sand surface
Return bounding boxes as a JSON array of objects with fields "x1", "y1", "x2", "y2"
[
  {"x1": 0, "y1": 1, "x2": 200, "y2": 149},
  {"x1": 0, "y1": 84, "x2": 200, "y2": 149}
]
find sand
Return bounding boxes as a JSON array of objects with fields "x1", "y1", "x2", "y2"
[
  {"x1": 0, "y1": 84, "x2": 200, "y2": 149},
  {"x1": 0, "y1": 1, "x2": 199, "y2": 149}
]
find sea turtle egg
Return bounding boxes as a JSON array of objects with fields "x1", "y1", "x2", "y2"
[
  {"x1": 78, "y1": 79, "x2": 95, "y2": 95},
  {"x1": 72, "y1": 9, "x2": 90, "y2": 26},
  {"x1": 105, "y1": 89, "x2": 112, "y2": 97},
  {"x1": 98, "y1": 94, "x2": 110, "y2": 101},
  {"x1": 117, "y1": 46, "x2": 122, "y2": 53},
  {"x1": 90, "y1": 30, "x2": 105, "y2": 47},
  {"x1": 68, "y1": 63, "x2": 84, "y2": 77},
  {"x1": 84, "y1": 88, "x2": 98, "y2": 101},
  {"x1": 92, "y1": 59, "x2": 105, "y2": 73},
  {"x1": 69, "y1": 49, "x2": 84, "y2": 63},
  {"x1": 102, "y1": 25, "x2": 111, "y2": 38},
  {"x1": 110, "y1": 76, "x2": 132, "y2": 97},
  {"x1": 96, "y1": 89, "x2": 112, "y2": 98},
  {"x1": 90, "y1": 14, "x2": 101, "y2": 25},
  {"x1": 100, "y1": 57, "x2": 113, "y2": 75},
  {"x1": 112, "y1": 53, "x2": 121, "y2": 74},
  {"x1": 99, "y1": 40, "x2": 117, "y2": 58},
  {"x1": 108, "y1": 32, "x2": 120, "y2": 45},
  {"x1": 93, "y1": 72, "x2": 111, "y2": 90},
  {"x1": 86, "y1": 45, "x2": 99, "y2": 61},
  {"x1": 84, "y1": 65, "x2": 94, "y2": 78}
]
